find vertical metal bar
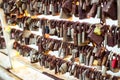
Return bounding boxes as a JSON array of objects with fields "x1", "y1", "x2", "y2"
[{"x1": 0, "y1": 8, "x2": 13, "y2": 69}]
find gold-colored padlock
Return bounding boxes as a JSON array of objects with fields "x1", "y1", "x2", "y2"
[
  {"x1": 15, "y1": 51, "x2": 20, "y2": 56},
  {"x1": 72, "y1": 1, "x2": 79, "y2": 5},
  {"x1": 5, "y1": 26, "x2": 11, "y2": 33},
  {"x1": 25, "y1": 10, "x2": 31, "y2": 17},
  {"x1": 76, "y1": 1, "x2": 79, "y2": 5},
  {"x1": 94, "y1": 24, "x2": 102, "y2": 35},
  {"x1": 93, "y1": 60, "x2": 99, "y2": 66}
]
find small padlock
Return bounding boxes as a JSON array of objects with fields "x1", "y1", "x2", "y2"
[
  {"x1": 82, "y1": 31, "x2": 85, "y2": 43},
  {"x1": 102, "y1": 65, "x2": 107, "y2": 76},
  {"x1": 44, "y1": 5, "x2": 47, "y2": 15},
  {"x1": 19, "y1": 7, "x2": 23, "y2": 14},
  {"x1": 22, "y1": 3, "x2": 26, "y2": 10},
  {"x1": 63, "y1": 25, "x2": 68, "y2": 42},
  {"x1": 111, "y1": 56, "x2": 117, "y2": 69},
  {"x1": 50, "y1": 3, "x2": 55, "y2": 16},
  {"x1": 94, "y1": 24, "x2": 102, "y2": 35},
  {"x1": 89, "y1": 54, "x2": 94, "y2": 66},
  {"x1": 39, "y1": 2, "x2": 43, "y2": 14},
  {"x1": 79, "y1": 53, "x2": 84, "y2": 64},
  {"x1": 78, "y1": 33, "x2": 82, "y2": 45}
]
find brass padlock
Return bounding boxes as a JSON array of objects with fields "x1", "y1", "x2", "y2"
[{"x1": 94, "y1": 24, "x2": 102, "y2": 35}]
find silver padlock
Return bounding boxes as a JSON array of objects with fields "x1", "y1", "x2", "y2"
[
  {"x1": 44, "y1": 5, "x2": 47, "y2": 15},
  {"x1": 39, "y1": 2, "x2": 43, "y2": 13},
  {"x1": 63, "y1": 25, "x2": 67, "y2": 42},
  {"x1": 60, "y1": 26, "x2": 63, "y2": 37},
  {"x1": 89, "y1": 54, "x2": 94, "y2": 66},
  {"x1": 79, "y1": 53, "x2": 84, "y2": 64},
  {"x1": 78, "y1": 33, "x2": 82, "y2": 45},
  {"x1": 51, "y1": 4, "x2": 55, "y2": 16},
  {"x1": 82, "y1": 31, "x2": 85, "y2": 43}
]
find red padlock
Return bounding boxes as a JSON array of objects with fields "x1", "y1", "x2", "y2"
[{"x1": 111, "y1": 56, "x2": 118, "y2": 68}]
